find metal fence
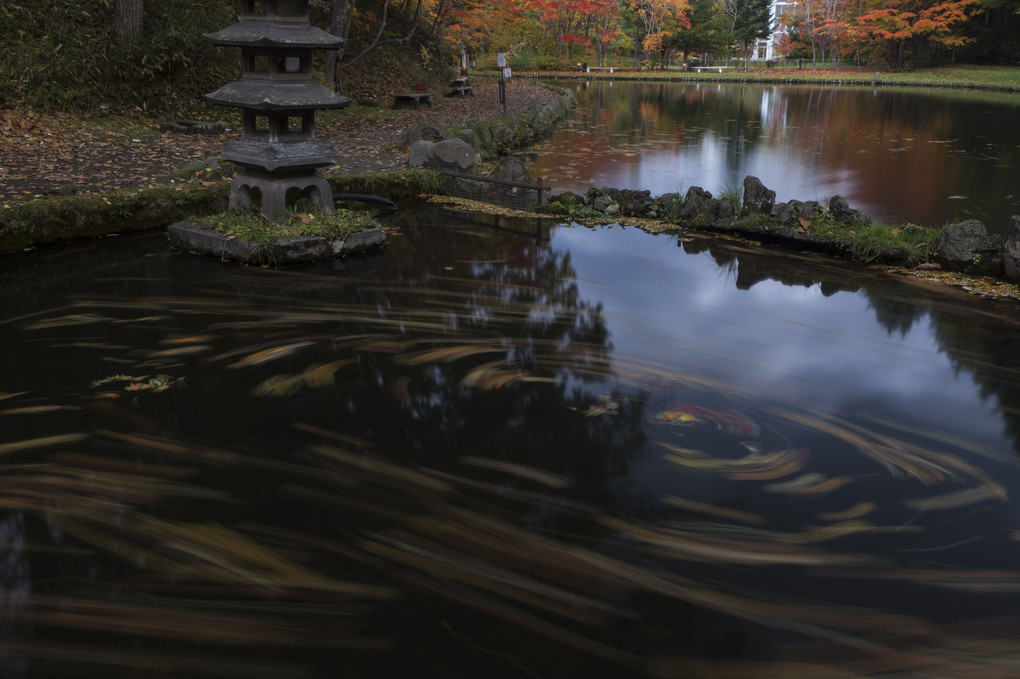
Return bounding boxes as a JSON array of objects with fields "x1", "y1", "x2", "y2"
[{"x1": 440, "y1": 170, "x2": 548, "y2": 211}]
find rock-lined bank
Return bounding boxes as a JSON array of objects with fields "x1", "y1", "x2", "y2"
[
  {"x1": 543, "y1": 176, "x2": 1020, "y2": 282},
  {"x1": 404, "y1": 86, "x2": 577, "y2": 172}
]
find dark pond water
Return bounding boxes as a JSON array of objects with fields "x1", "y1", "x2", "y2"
[
  {"x1": 4, "y1": 210, "x2": 1020, "y2": 677},
  {"x1": 528, "y1": 80, "x2": 1020, "y2": 232}
]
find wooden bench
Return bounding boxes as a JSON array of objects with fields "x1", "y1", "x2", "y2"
[
  {"x1": 445, "y1": 86, "x2": 474, "y2": 97},
  {"x1": 586, "y1": 66, "x2": 615, "y2": 73},
  {"x1": 689, "y1": 66, "x2": 728, "y2": 73},
  {"x1": 393, "y1": 93, "x2": 433, "y2": 107}
]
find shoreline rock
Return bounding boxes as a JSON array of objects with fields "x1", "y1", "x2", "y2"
[{"x1": 543, "y1": 175, "x2": 1020, "y2": 284}]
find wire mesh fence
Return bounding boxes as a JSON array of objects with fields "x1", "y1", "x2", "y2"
[{"x1": 440, "y1": 170, "x2": 548, "y2": 211}]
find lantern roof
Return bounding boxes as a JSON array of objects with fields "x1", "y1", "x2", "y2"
[
  {"x1": 220, "y1": 139, "x2": 339, "y2": 173},
  {"x1": 205, "y1": 21, "x2": 344, "y2": 49},
  {"x1": 205, "y1": 81, "x2": 351, "y2": 110}
]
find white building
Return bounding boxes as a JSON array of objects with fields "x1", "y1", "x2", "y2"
[{"x1": 752, "y1": 0, "x2": 797, "y2": 61}]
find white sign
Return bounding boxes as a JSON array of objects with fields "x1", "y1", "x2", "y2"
[
  {"x1": 497, "y1": 53, "x2": 506, "y2": 68},
  {"x1": 503, "y1": 67, "x2": 512, "y2": 79}
]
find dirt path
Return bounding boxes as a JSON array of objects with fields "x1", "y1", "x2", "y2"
[{"x1": 0, "y1": 81, "x2": 559, "y2": 204}]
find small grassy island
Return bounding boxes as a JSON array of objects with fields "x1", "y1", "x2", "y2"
[{"x1": 168, "y1": 207, "x2": 387, "y2": 266}]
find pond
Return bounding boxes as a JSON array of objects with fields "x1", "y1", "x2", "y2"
[
  {"x1": 3, "y1": 208, "x2": 1020, "y2": 678},
  {"x1": 528, "y1": 80, "x2": 1020, "y2": 232}
]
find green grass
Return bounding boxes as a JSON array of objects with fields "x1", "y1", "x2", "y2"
[
  {"x1": 799, "y1": 215, "x2": 941, "y2": 265},
  {"x1": 195, "y1": 207, "x2": 378, "y2": 246},
  {"x1": 514, "y1": 64, "x2": 1020, "y2": 92},
  {"x1": 719, "y1": 181, "x2": 743, "y2": 205}
]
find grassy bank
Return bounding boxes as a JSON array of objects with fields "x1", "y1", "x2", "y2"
[{"x1": 508, "y1": 64, "x2": 1020, "y2": 92}]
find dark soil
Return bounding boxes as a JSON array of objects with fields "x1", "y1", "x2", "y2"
[{"x1": 0, "y1": 81, "x2": 559, "y2": 204}]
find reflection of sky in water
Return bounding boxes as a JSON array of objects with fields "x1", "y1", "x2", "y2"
[
  {"x1": 532, "y1": 82, "x2": 1020, "y2": 230},
  {"x1": 553, "y1": 224, "x2": 1008, "y2": 451}
]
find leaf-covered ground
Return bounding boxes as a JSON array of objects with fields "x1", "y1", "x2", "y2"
[{"x1": 0, "y1": 81, "x2": 558, "y2": 205}]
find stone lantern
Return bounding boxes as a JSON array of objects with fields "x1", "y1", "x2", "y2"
[{"x1": 205, "y1": 0, "x2": 350, "y2": 221}]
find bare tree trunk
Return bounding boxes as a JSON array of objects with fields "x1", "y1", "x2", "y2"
[
  {"x1": 115, "y1": 0, "x2": 143, "y2": 45},
  {"x1": 326, "y1": 0, "x2": 355, "y2": 89},
  {"x1": 339, "y1": 0, "x2": 424, "y2": 73}
]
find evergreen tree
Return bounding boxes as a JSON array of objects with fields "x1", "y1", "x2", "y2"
[{"x1": 721, "y1": 0, "x2": 775, "y2": 67}]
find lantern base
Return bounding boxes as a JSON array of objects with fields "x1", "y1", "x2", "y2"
[{"x1": 229, "y1": 171, "x2": 335, "y2": 222}]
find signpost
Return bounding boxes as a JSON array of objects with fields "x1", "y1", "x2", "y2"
[{"x1": 497, "y1": 53, "x2": 508, "y2": 113}]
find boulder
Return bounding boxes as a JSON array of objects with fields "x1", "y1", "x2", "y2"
[
  {"x1": 772, "y1": 199, "x2": 826, "y2": 226},
  {"x1": 489, "y1": 155, "x2": 531, "y2": 184},
  {"x1": 680, "y1": 186, "x2": 713, "y2": 221},
  {"x1": 491, "y1": 123, "x2": 513, "y2": 152},
  {"x1": 934, "y1": 219, "x2": 1003, "y2": 278},
  {"x1": 408, "y1": 138, "x2": 475, "y2": 171},
  {"x1": 545, "y1": 190, "x2": 583, "y2": 215},
  {"x1": 828, "y1": 195, "x2": 853, "y2": 222},
  {"x1": 431, "y1": 138, "x2": 475, "y2": 171},
  {"x1": 407, "y1": 140, "x2": 434, "y2": 169},
  {"x1": 399, "y1": 124, "x2": 442, "y2": 149},
  {"x1": 1002, "y1": 216, "x2": 1020, "y2": 282},
  {"x1": 712, "y1": 198, "x2": 737, "y2": 221},
  {"x1": 656, "y1": 192, "x2": 681, "y2": 207},
  {"x1": 601, "y1": 188, "x2": 652, "y2": 216},
  {"x1": 742, "y1": 176, "x2": 775, "y2": 214},
  {"x1": 828, "y1": 195, "x2": 871, "y2": 225},
  {"x1": 554, "y1": 191, "x2": 584, "y2": 207},
  {"x1": 771, "y1": 202, "x2": 795, "y2": 225},
  {"x1": 798, "y1": 200, "x2": 825, "y2": 220},
  {"x1": 456, "y1": 128, "x2": 475, "y2": 147}
]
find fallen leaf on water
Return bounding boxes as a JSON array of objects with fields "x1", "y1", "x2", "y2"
[
  {"x1": 662, "y1": 495, "x2": 766, "y2": 525},
  {"x1": 0, "y1": 433, "x2": 91, "y2": 455},
  {"x1": 0, "y1": 405, "x2": 82, "y2": 416},
  {"x1": 817, "y1": 502, "x2": 876, "y2": 522},
  {"x1": 461, "y1": 457, "x2": 572, "y2": 488},
  {"x1": 228, "y1": 341, "x2": 315, "y2": 369},
  {"x1": 904, "y1": 485, "x2": 1006, "y2": 511}
]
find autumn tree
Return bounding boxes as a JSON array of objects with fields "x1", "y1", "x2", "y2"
[
  {"x1": 630, "y1": 0, "x2": 692, "y2": 66},
  {"x1": 796, "y1": 0, "x2": 855, "y2": 69},
  {"x1": 442, "y1": 0, "x2": 525, "y2": 65},
  {"x1": 913, "y1": 0, "x2": 983, "y2": 61},
  {"x1": 856, "y1": 0, "x2": 982, "y2": 67}
]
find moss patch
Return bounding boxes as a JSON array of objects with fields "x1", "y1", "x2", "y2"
[
  {"x1": 194, "y1": 208, "x2": 378, "y2": 245},
  {"x1": 0, "y1": 183, "x2": 229, "y2": 253}
]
